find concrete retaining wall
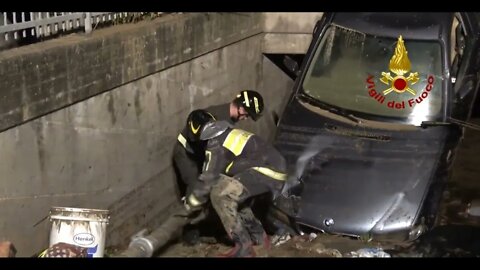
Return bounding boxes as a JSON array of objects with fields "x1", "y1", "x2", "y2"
[
  {"x1": 0, "y1": 13, "x2": 295, "y2": 256},
  {"x1": 262, "y1": 12, "x2": 324, "y2": 54}
]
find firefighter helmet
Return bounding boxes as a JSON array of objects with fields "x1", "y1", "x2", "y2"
[
  {"x1": 200, "y1": 120, "x2": 231, "y2": 141},
  {"x1": 186, "y1": 109, "x2": 216, "y2": 142},
  {"x1": 233, "y1": 90, "x2": 264, "y2": 121}
]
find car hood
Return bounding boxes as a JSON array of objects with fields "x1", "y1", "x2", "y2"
[{"x1": 274, "y1": 98, "x2": 453, "y2": 237}]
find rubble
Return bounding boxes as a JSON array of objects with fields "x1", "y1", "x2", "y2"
[
  {"x1": 345, "y1": 247, "x2": 391, "y2": 258},
  {"x1": 271, "y1": 234, "x2": 292, "y2": 246}
]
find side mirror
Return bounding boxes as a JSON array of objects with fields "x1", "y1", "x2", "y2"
[{"x1": 283, "y1": 55, "x2": 300, "y2": 77}]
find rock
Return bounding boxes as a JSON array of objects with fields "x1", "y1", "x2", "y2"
[
  {"x1": 271, "y1": 234, "x2": 292, "y2": 246},
  {"x1": 315, "y1": 247, "x2": 342, "y2": 257}
]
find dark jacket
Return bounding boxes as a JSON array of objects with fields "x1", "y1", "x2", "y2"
[
  {"x1": 191, "y1": 127, "x2": 287, "y2": 203},
  {"x1": 173, "y1": 103, "x2": 233, "y2": 194}
]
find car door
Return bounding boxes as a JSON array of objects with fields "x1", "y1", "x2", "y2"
[{"x1": 451, "y1": 13, "x2": 479, "y2": 121}]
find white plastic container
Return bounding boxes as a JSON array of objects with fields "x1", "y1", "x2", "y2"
[{"x1": 49, "y1": 207, "x2": 110, "y2": 257}]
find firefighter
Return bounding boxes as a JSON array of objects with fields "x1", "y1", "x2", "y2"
[
  {"x1": 173, "y1": 90, "x2": 265, "y2": 245},
  {"x1": 183, "y1": 110, "x2": 287, "y2": 257},
  {"x1": 173, "y1": 90, "x2": 265, "y2": 196}
]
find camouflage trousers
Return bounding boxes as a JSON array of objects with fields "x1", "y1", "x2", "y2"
[{"x1": 210, "y1": 175, "x2": 265, "y2": 245}]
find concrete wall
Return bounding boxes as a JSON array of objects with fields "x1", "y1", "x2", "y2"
[
  {"x1": 0, "y1": 13, "x2": 295, "y2": 256},
  {"x1": 0, "y1": 13, "x2": 262, "y2": 133},
  {"x1": 262, "y1": 12, "x2": 324, "y2": 54}
]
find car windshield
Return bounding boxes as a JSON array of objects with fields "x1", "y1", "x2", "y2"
[{"x1": 302, "y1": 24, "x2": 444, "y2": 125}]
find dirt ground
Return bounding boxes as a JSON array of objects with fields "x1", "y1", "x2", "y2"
[
  {"x1": 158, "y1": 233, "x2": 399, "y2": 257},
  {"x1": 157, "y1": 119, "x2": 480, "y2": 258}
]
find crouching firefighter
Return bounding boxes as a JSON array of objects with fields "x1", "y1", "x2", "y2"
[
  {"x1": 173, "y1": 90, "x2": 265, "y2": 196},
  {"x1": 173, "y1": 91, "x2": 264, "y2": 244},
  {"x1": 182, "y1": 110, "x2": 288, "y2": 257}
]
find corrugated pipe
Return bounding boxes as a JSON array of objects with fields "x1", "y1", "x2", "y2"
[{"x1": 116, "y1": 206, "x2": 190, "y2": 257}]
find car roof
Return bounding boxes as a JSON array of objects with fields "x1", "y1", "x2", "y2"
[{"x1": 331, "y1": 12, "x2": 453, "y2": 41}]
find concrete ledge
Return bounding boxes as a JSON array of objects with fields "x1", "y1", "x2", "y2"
[
  {"x1": 263, "y1": 12, "x2": 323, "y2": 33},
  {"x1": 0, "y1": 13, "x2": 262, "y2": 132},
  {"x1": 263, "y1": 33, "x2": 313, "y2": 54}
]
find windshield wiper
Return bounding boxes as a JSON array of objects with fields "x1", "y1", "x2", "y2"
[
  {"x1": 297, "y1": 92, "x2": 362, "y2": 125},
  {"x1": 422, "y1": 118, "x2": 480, "y2": 131},
  {"x1": 420, "y1": 121, "x2": 452, "y2": 128}
]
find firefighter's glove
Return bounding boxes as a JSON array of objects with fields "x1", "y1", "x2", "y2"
[
  {"x1": 182, "y1": 194, "x2": 205, "y2": 215},
  {"x1": 280, "y1": 176, "x2": 303, "y2": 198},
  {"x1": 189, "y1": 208, "x2": 208, "y2": 225}
]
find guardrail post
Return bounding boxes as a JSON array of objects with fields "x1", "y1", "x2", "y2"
[{"x1": 84, "y1": 12, "x2": 92, "y2": 34}]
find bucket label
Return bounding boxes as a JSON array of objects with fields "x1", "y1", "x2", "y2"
[{"x1": 73, "y1": 233, "x2": 95, "y2": 246}]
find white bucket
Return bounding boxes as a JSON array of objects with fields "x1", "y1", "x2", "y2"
[{"x1": 49, "y1": 207, "x2": 109, "y2": 257}]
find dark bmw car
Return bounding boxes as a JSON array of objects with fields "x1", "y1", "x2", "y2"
[{"x1": 269, "y1": 12, "x2": 480, "y2": 242}]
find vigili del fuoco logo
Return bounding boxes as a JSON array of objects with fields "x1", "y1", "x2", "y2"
[{"x1": 366, "y1": 35, "x2": 435, "y2": 109}]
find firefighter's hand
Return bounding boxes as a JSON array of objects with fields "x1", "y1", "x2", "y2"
[
  {"x1": 181, "y1": 194, "x2": 204, "y2": 215},
  {"x1": 280, "y1": 176, "x2": 303, "y2": 198},
  {"x1": 189, "y1": 208, "x2": 208, "y2": 225}
]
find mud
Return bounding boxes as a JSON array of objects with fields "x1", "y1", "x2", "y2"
[{"x1": 158, "y1": 233, "x2": 399, "y2": 258}]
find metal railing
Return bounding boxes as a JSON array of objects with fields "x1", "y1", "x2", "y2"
[{"x1": 0, "y1": 12, "x2": 142, "y2": 49}]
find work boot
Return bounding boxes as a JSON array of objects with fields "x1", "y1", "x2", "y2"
[
  {"x1": 217, "y1": 242, "x2": 256, "y2": 257},
  {"x1": 182, "y1": 228, "x2": 201, "y2": 246}
]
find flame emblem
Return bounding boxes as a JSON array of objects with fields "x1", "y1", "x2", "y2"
[{"x1": 380, "y1": 36, "x2": 419, "y2": 96}]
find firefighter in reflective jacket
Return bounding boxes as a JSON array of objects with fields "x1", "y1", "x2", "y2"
[
  {"x1": 173, "y1": 90, "x2": 265, "y2": 196},
  {"x1": 183, "y1": 110, "x2": 287, "y2": 257}
]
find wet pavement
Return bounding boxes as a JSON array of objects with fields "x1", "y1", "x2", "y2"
[{"x1": 158, "y1": 119, "x2": 480, "y2": 257}]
